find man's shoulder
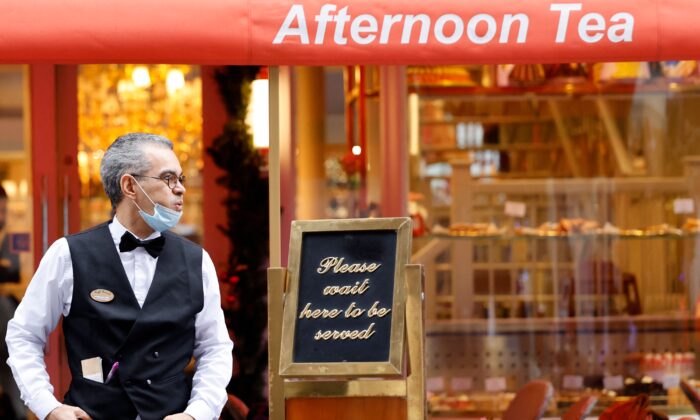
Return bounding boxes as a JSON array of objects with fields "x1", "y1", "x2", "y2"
[
  {"x1": 65, "y1": 221, "x2": 111, "y2": 240},
  {"x1": 163, "y1": 230, "x2": 203, "y2": 251}
]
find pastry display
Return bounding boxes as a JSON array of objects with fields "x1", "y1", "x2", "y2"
[
  {"x1": 682, "y1": 217, "x2": 700, "y2": 232},
  {"x1": 445, "y1": 219, "x2": 695, "y2": 238},
  {"x1": 597, "y1": 222, "x2": 621, "y2": 236},
  {"x1": 427, "y1": 393, "x2": 473, "y2": 412},
  {"x1": 428, "y1": 392, "x2": 514, "y2": 414},
  {"x1": 449, "y1": 222, "x2": 504, "y2": 237},
  {"x1": 643, "y1": 223, "x2": 683, "y2": 236},
  {"x1": 513, "y1": 226, "x2": 539, "y2": 236},
  {"x1": 535, "y1": 221, "x2": 563, "y2": 236},
  {"x1": 559, "y1": 218, "x2": 600, "y2": 234},
  {"x1": 516, "y1": 218, "x2": 601, "y2": 236},
  {"x1": 619, "y1": 228, "x2": 645, "y2": 237}
]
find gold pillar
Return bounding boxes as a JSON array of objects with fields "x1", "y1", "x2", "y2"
[{"x1": 295, "y1": 67, "x2": 326, "y2": 220}]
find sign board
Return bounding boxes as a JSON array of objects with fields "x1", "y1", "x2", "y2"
[
  {"x1": 663, "y1": 374, "x2": 680, "y2": 390},
  {"x1": 485, "y1": 376, "x2": 507, "y2": 392},
  {"x1": 427, "y1": 377, "x2": 445, "y2": 392},
  {"x1": 563, "y1": 375, "x2": 584, "y2": 390},
  {"x1": 451, "y1": 376, "x2": 473, "y2": 392},
  {"x1": 604, "y1": 375, "x2": 624, "y2": 390},
  {"x1": 9, "y1": 233, "x2": 30, "y2": 253},
  {"x1": 280, "y1": 217, "x2": 411, "y2": 377},
  {"x1": 0, "y1": 1, "x2": 699, "y2": 64},
  {"x1": 504, "y1": 201, "x2": 527, "y2": 218},
  {"x1": 673, "y1": 198, "x2": 695, "y2": 215}
]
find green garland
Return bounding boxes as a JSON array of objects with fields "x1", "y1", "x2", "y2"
[{"x1": 207, "y1": 66, "x2": 269, "y2": 410}]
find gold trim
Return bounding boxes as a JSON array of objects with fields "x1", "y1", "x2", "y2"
[
  {"x1": 280, "y1": 217, "x2": 412, "y2": 377},
  {"x1": 283, "y1": 379, "x2": 407, "y2": 398},
  {"x1": 405, "y1": 264, "x2": 427, "y2": 420},
  {"x1": 268, "y1": 267, "x2": 287, "y2": 420}
]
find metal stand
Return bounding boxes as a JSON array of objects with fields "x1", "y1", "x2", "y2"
[{"x1": 268, "y1": 264, "x2": 426, "y2": 420}]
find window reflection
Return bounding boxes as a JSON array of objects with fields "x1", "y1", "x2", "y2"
[{"x1": 406, "y1": 62, "x2": 700, "y2": 416}]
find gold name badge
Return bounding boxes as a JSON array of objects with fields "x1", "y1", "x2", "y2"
[{"x1": 90, "y1": 289, "x2": 115, "y2": 303}]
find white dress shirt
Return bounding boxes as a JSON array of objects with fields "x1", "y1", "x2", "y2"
[{"x1": 5, "y1": 217, "x2": 233, "y2": 420}]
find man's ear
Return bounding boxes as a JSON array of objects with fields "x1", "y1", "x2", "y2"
[{"x1": 120, "y1": 174, "x2": 138, "y2": 200}]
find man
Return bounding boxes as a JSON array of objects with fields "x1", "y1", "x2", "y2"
[{"x1": 6, "y1": 133, "x2": 233, "y2": 420}]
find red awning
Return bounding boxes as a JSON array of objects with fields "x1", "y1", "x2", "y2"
[{"x1": 1, "y1": 0, "x2": 698, "y2": 64}]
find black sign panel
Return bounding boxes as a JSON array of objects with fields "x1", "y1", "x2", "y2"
[{"x1": 292, "y1": 229, "x2": 397, "y2": 363}]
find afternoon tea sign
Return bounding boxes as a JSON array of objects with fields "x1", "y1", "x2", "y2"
[{"x1": 280, "y1": 218, "x2": 411, "y2": 377}]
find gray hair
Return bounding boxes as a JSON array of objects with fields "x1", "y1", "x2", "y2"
[{"x1": 100, "y1": 133, "x2": 173, "y2": 208}]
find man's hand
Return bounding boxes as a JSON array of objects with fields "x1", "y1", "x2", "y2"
[
  {"x1": 47, "y1": 405, "x2": 93, "y2": 420},
  {"x1": 164, "y1": 414, "x2": 195, "y2": 420}
]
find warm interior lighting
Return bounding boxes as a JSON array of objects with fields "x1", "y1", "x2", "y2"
[
  {"x1": 78, "y1": 64, "x2": 202, "y2": 230},
  {"x1": 166, "y1": 68, "x2": 185, "y2": 96},
  {"x1": 352, "y1": 145, "x2": 362, "y2": 156},
  {"x1": 408, "y1": 93, "x2": 419, "y2": 156},
  {"x1": 247, "y1": 78, "x2": 269, "y2": 149},
  {"x1": 132, "y1": 66, "x2": 151, "y2": 88},
  {"x1": 18, "y1": 180, "x2": 28, "y2": 198},
  {"x1": 1, "y1": 181, "x2": 16, "y2": 198},
  {"x1": 117, "y1": 79, "x2": 135, "y2": 98}
]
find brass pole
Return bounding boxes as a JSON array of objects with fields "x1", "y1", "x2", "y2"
[{"x1": 268, "y1": 267, "x2": 287, "y2": 420}]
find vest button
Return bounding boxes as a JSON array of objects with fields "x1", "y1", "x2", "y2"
[
  {"x1": 147, "y1": 379, "x2": 152, "y2": 385},
  {"x1": 153, "y1": 351, "x2": 159, "y2": 358}
]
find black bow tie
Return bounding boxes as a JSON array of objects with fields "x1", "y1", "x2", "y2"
[{"x1": 119, "y1": 232, "x2": 165, "y2": 258}]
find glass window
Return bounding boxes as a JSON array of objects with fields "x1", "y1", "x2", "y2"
[{"x1": 408, "y1": 62, "x2": 700, "y2": 417}]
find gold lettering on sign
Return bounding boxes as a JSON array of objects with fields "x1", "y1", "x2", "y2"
[
  {"x1": 298, "y1": 302, "x2": 342, "y2": 319},
  {"x1": 367, "y1": 301, "x2": 391, "y2": 318},
  {"x1": 344, "y1": 302, "x2": 365, "y2": 318},
  {"x1": 313, "y1": 323, "x2": 377, "y2": 340},
  {"x1": 322, "y1": 278, "x2": 371, "y2": 296},
  {"x1": 316, "y1": 257, "x2": 381, "y2": 274}
]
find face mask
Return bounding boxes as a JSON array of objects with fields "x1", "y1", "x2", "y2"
[{"x1": 131, "y1": 177, "x2": 182, "y2": 232}]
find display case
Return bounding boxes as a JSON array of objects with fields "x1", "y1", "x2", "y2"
[
  {"x1": 419, "y1": 168, "x2": 691, "y2": 321},
  {"x1": 414, "y1": 171, "x2": 700, "y2": 417},
  {"x1": 409, "y1": 71, "x2": 700, "y2": 417}
]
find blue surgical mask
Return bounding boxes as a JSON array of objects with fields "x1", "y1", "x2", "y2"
[{"x1": 131, "y1": 177, "x2": 182, "y2": 232}]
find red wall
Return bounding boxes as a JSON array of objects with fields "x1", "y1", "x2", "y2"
[{"x1": 201, "y1": 66, "x2": 231, "y2": 278}]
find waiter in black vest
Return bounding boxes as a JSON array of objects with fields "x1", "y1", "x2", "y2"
[{"x1": 6, "y1": 133, "x2": 233, "y2": 420}]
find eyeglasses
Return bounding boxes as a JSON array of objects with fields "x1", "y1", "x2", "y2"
[{"x1": 131, "y1": 173, "x2": 186, "y2": 189}]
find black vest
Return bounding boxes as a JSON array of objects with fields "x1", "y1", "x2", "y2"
[{"x1": 63, "y1": 222, "x2": 204, "y2": 420}]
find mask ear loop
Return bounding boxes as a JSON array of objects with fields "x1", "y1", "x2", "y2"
[{"x1": 129, "y1": 175, "x2": 157, "y2": 216}]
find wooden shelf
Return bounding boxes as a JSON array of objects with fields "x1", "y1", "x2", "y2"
[
  {"x1": 470, "y1": 262, "x2": 575, "y2": 270},
  {"x1": 425, "y1": 314, "x2": 695, "y2": 334},
  {"x1": 420, "y1": 115, "x2": 553, "y2": 125},
  {"x1": 425, "y1": 232, "x2": 697, "y2": 241},
  {"x1": 421, "y1": 144, "x2": 559, "y2": 153},
  {"x1": 409, "y1": 80, "x2": 700, "y2": 98},
  {"x1": 472, "y1": 295, "x2": 558, "y2": 302}
]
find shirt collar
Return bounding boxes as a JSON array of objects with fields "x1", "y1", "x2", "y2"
[{"x1": 109, "y1": 215, "x2": 161, "y2": 246}]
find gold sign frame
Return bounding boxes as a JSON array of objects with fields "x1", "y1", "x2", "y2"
[{"x1": 279, "y1": 217, "x2": 412, "y2": 377}]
